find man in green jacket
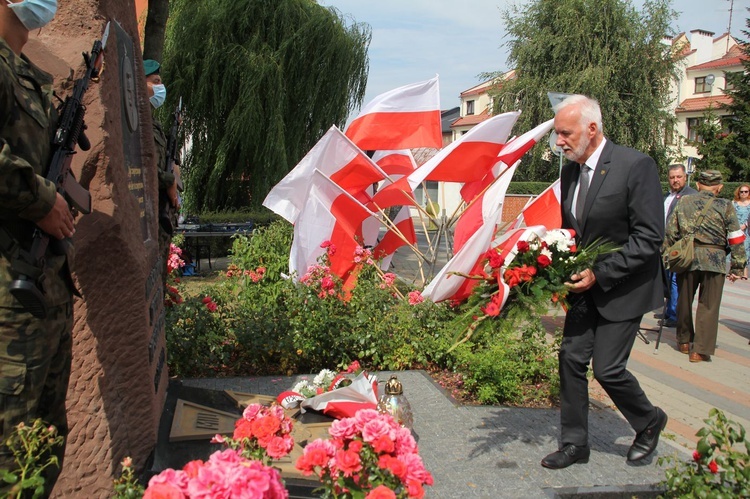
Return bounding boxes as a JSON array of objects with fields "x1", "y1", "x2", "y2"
[
  {"x1": 665, "y1": 170, "x2": 747, "y2": 362},
  {"x1": 144, "y1": 59, "x2": 180, "y2": 286},
  {"x1": 1, "y1": 1, "x2": 74, "y2": 495}
]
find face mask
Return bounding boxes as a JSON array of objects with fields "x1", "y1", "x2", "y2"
[
  {"x1": 6, "y1": 0, "x2": 57, "y2": 31},
  {"x1": 150, "y1": 84, "x2": 166, "y2": 109}
]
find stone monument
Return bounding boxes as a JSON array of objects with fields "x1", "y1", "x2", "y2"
[{"x1": 26, "y1": 0, "x2": 167, "y2": 495}]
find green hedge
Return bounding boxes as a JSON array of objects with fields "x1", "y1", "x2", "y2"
[{"x1": 507, "y1": 182, "x2": 747, "y2": 200}]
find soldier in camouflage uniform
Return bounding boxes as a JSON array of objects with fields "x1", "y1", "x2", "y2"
[
  {"x1": 144, "y1": 59, "x2": 180, "y2": 287},
  {"x1": 1, "y1": 1, "x2": 75, "y2": 495},
  {"x1": 665, "y1": 170, "x2": 747, "y2": 363}
]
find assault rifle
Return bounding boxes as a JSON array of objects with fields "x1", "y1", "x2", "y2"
[
  {"x1": 9, "y1": 21, "x2": 110, "y2": 318},
  {"x1": 159, "y1": 96, "x2": 183, "y2": 235}
]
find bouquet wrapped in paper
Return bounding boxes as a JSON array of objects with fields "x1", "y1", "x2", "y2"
[{"x1": 276, "y1": 362, "x2": 379, "y2": 419}]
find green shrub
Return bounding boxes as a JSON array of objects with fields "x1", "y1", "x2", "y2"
[
  {"x1": 164, "y1": 225, "x2": 561, "y2": 406},
  {"x1": 659, "y1": 409, "x2": 749, "y2": 498}
]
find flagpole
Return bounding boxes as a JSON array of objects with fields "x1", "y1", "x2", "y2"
[{"x1": 447, "y1": 161, "x2": 516, "y2": 226}]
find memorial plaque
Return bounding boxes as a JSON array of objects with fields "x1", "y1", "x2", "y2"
[{"x1": 114, "y1": 20, "x2": 149, "y2": 241}]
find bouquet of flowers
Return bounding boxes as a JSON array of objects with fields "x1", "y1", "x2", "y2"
[
  {"x1": 288, "y1": 361, "x2": 364, "y2": 399},
  {"x1": 295, "y1": 409, "x2": 433, "y2": 499},
  {"x1": 143, "y1": 448, "x2": 288, "y2": 499},
  {"x1": 278, "y1": 361, "x2": 379, "y2": 419},
  {"x1": 212, "y1": 403, "x2": 295, "y2": 465},
  {"x1": 450, "y1": 228, "x2": 618, "y2": 349}
]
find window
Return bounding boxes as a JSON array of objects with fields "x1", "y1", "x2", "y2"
[
  {"x1": 687, "y1": 118, "x2": 704, "y2": 143},
  {"x1": 466, "y1": 100, "x2": 475, "y2": 115},
  {"x1": 694, "y1": 76, "x2": 712, "y2": 94},
  {"x1": 724, "y1": 72, "x2": 741, "y2": 91}
]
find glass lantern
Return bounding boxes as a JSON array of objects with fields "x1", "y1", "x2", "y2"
[{"x1": 377, "y1": 375, "x2": 414, "y2": 429}]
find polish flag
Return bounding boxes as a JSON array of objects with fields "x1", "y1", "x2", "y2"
[
  {"x1": 728, "y1": 229, "x2": 746, "y2": 246},
  {"x1": 424, "y1": 225, "x2": 548, "y2": 304},
  {"x1": 371, "y1": 111, "x2": 521, "y2": 210},
  {"x1": 453, "y1": 119, "x2": 555, "y2": 252},
  {"x1": 345, "y1": 76, "x2": 442, "y2": 151},
  {"x1": 289, "y1": 170, "x2": 374, "y2": 281},
  {"x1": 373, "y1": 206, "x2": 417, "y2": 261},
  {"x1": 452, "y1": 162, "x2": 518, "y2": 253},
  {"x1": 263, "y1": 126, "x2": 385, "y2": 223},
  {"x1": 517, "y1": 179, "x2": 562, "y2": 230},
  {"x1": 371, "y1": 149, "x2": 417, "y2": 176}
]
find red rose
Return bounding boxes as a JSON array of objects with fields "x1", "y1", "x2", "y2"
[
  {"x1": 233, "y1": 418, "x2": 254, "y2": 440},
  {"x1": 692, "y1": 450, "x2": 701, "y2": 462},
  {"x1": 335, "y1": 448, "x2": 362, "y2": 476},
  {"x1": 537, "y1": 255, "x2": 552, "y2": 268},
  {"x1": 371, "y1": 435, "x2": 393, "y2": 454},
  {"x1": 143, "y1": 483, "x2": 185, "y2": 499},
  {"x1": 406, "y1": 480, "x2": 425, "y2": 499},
  {"x1": 365, "y1": 485, "x2": 396, "y2": 499},
  {"x1": 517, "y1": 241, "x2": 530, "y2": 253},
  {"x1": 251, "y1": 414, "x2": 281, "y2": 440},
  {"x1": 206, "y1": 301, "x2": 218, "y2": 312},
  {"x1": 504, "y1": 268, "x2": 521, "y2": 287},
  {"x1": 708, "y1": 460, "x2": 718, "y2": 474},
  {"x1": 481, "y1": 301, "x2": 500, "y2": 317},
  {"x1": 487, "y1": 249, "x2": 503, "y2": 268},
  {"x1": 202, "y1": 296, "x2": 212, "y2": 304}
]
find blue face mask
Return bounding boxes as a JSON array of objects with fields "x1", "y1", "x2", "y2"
[
  {"x1": 150, "y1": 83, "x2": 166, "y2": 109},
  {"x1": 6, "y1": 0, "x2": 57, "y2": 31}
]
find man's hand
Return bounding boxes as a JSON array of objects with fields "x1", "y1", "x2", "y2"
[
  {"x1": 36, "y1": 192, "x2": 74, "y2": 240},
  {"x1": 565, "y1": 268, "x2": 596, "y2": 293},
  {"x1": 726, "y1": 273, "x2": 746, "y2": 283},
  {"x1": 167, "y1": 180, "x2": 180, "y2": 209}
]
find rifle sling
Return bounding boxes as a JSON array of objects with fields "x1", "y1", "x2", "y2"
[{"x1": 0, "y1": 227, "x2": 44, "y2": 281}]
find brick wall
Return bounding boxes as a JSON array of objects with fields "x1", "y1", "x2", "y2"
[{"x1": 501, "y1": 194, "x2": 533, "y2": 223}]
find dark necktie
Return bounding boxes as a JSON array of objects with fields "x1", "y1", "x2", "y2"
[{"x1": 575, "y1": 165, "x2": 590, "y2": 221}]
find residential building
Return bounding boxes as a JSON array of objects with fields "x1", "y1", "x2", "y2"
[{"x1": 666, "y1": 29, "x2": 745, "y2": 163}]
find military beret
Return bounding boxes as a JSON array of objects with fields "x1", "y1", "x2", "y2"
[
  {"x1": 143, "y1": 59, "x2": 161, "y2": 76},
  {"x1": 696, "y1": 170, "x2": 723, "y2": 186}
]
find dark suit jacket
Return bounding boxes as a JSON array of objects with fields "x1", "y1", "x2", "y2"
[
  {"x1": 665, "y1": 184, "x2": 697, "y2": 221},
  {"x1": 560, "y1": 140, "x2": 664, "y2": 322}
]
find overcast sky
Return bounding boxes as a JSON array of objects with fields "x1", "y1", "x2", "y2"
[{"x1": 318, "y1": 0, "x2": 746, "y2": 115}]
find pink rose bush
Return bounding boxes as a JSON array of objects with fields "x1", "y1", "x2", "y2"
[
  {"x1": 296, "y1": 409, "x2": 433, "y2": 498},
  {"x1": 143, "y1": 448, "x2": 287, "y2": 499},
  {"x1": 215, "y1": 403, "x2": 295, "y2": 464}
]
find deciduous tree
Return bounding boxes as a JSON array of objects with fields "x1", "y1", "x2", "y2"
[
  {"x1": 489, "y1": 0, "x2": 678, "y2": 181},
  {"x1": 161, "y1": 0, "x2": 370, "y2": 212}
]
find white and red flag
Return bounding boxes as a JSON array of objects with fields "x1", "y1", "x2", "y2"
[
  {"x1": 424, "y1": 225, "x2": 548, "y2": 304},
  {"x1": 728, "y1": 229, "x2": 746, "y2": 246},
  {"x1": 289, "y1": 170, "x2": 374, "y2": 281},
  {"x1": 514, "y1": 179, "x2": 562, "y2": 230},
  {"x1": 263, "y1": 126, "x2": 385, "y2": 223},
  {"x1": 371, "y1": 111, "x2": 521, "y2": 210},
  {"x1": 454, "y1": 119, "x2": 555, "y2": 251},
  {"x1": 372, "y1": 205, "x2": 417, "y2": 262},
  {"x1": 371, "y1": 149, "x2": 418, "y2": 176},
  {"x1": 345, "y1": 75, "x2": 442, "y2": 151}
]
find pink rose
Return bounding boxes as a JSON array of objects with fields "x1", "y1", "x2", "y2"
[
  {"x1": 361, "y1": 418, "x2": 394, "y2": 443},
  {"x1": 265, "y1": 435, "x2": 294, "y2": 459},
  {"x1": 330, "y1": 417, "x2": 360, "y2": 440}
]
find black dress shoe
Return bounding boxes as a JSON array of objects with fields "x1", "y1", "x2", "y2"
[
  {"x1": 627, "y1": 407, "x2": 667, "y2": 462},
  {"x1": 541, "y1": 444, "x2": 590, "y2": 469},
  {"x1": 658, "y1": 319, "x2": 677, "y2": 327}
]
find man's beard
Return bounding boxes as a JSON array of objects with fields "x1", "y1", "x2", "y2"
[{"x1": 563, "y1": 135, "x2": 590, "y2": 162}]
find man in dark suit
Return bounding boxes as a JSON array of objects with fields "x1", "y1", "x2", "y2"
[
  {"x1": 661, "y1": 164, "x2": 697, "y2": 329},
  {"x1": 541, "y1": 95, "x2": 667, "y2": 469}
]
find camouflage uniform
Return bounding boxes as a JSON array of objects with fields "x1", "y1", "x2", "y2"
[
  {"x1": 0, "y1": 37, "x2": 73, "y2": 494},
  {"x1": 665, "y1": 189, "x2": 746, "y2": 356},
  {"x1": 153, "y1": 117, "x2": 176, "y2": 286}
]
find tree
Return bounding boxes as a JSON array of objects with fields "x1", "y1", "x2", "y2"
[
  {"x1": 720, "y1": 12, "x2": 750, "y2": 181},
  {"x1": 693, "y1": 110, "x2": 732, "y2": 178},
  {"x1": 142, "y1": 0, "x2": 169, "y2": 62},
  {"x1": 489, "y1": 0, "x2": 678, "y2": 181},
  {"x1": 161, "y1": 0, "x2": 370, "y2": 212}
]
